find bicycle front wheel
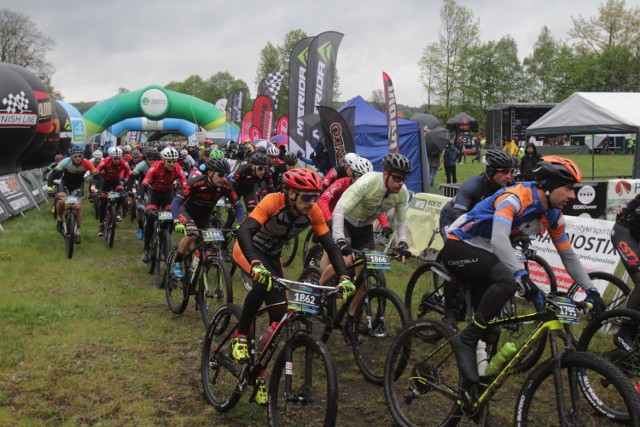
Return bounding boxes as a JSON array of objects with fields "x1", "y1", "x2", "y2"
[
  {"x1": 64, "y1": 212, "x2": 75, "y2": 259},
  {"x1": 515, "y1": 351, "x2": 640, "y2": 426},
  {"x1": 201, "y1": 303, "x2": 243, "y2": 411},
  {"x1": 268, "y1": 332, "x2": 338, "y2": 427},
  {"x1": 147, "y1": 227, "x2": 158, "y2": 274},
  {"x1": 199, "y1": 258, "x2": 233, "y2": 328},
  {"x1": 352, "y1": 286, "x2": 410, "y2": 385},
  {"x1": 165, "y1": 248, "x2": 189, "y2": 314},
  {"x1": 155, "y1": 229, "x2": 171, "y2": 289},
  {"x1": 107, "y1": 205, "x2": 116, "y2": 248},
  {"x1": 384, "y1": 319, "x2": 461, "y2": 427}
]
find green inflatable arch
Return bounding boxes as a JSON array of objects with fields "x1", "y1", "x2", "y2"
[{"x1": 82, "y1": 85, "x2": 225, "y2": 138}]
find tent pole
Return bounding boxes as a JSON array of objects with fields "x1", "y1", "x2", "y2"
[
  {"x1": 633, "y1": 129, "x2": 640, "y2": 179},
  {"x1": 591, "y1": 133, "x2": 595, "y2": 180},
  {"x1": 420, "y1": 129, "x2": 430, "y2": 192}
]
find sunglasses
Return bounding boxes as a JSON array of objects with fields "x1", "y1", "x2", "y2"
[
  {"x1": 213, "y1": 171, "x2": 226, "y2": 178},
  {"x1": 256, "y1": 166, "x2": 265, "y2": 171},
  {"x1": 164, "y1": 160, "x2": 176, "y2": 164},
  {"x1": 298, "y1": 193, "x2": 320, "y2": 203},
  {"x1": 497, "y1": 168, "x2": 517, "y2": 175},
  {"x1": 390, "y1": 174, "x2": 407, "y2": 183},
  {"x1": 71, "y1": 154, "x2": 83, "y2": 159}
]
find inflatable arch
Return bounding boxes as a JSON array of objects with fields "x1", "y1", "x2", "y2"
[
  {"x1": 110, "y1": 117, "x2": 199, "y2": 144},
  {"x1": 83, "y1": 85, "x2": 225, "y2": 142}
]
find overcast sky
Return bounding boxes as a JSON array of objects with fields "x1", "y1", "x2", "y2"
[{"x1": 1, "y1": 0, "x2": 633, "y2": 107}]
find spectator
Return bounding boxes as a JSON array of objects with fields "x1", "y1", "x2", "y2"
[
  {"x1": 519, "y1": 143, "x2": 542, "y2": 182},
  {"x1": 443, "y1": 140, "x2": 459, "y2": 184}
]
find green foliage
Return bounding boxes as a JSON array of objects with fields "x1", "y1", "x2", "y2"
[{"x1": 164, "y1": 71, "x2": 250, "y2": 107}]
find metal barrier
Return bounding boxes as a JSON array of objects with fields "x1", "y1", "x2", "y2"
[{"x1": 435, "y1": 183, "x2": 461, "y2": 198}]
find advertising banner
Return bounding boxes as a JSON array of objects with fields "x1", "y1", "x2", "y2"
[
  {"x1": 0, "y1": 173, "x2": 35, "y2": 215},
  {"x1": 227, "y1": 88, "x2": 248, "y2": 129},
  {"x1": 562, "y1": 181, "x2": 608, "y2": 219},
  {"x1": 288, "y1": 37, "x2": 314, "y2": 156},
  {"x1": 18, "y1": 170, "x2": 46, "y2": 205},
  {"x1": 606, "y1": 178, "x2": 640, "y2": 220},
  {"x1": 276, "y1": 116, "x2": 288, "y2": 136},
  {"x1": 258, "y1": 71, "x2": 284, "y2": 118},
  {"x1": 383, "y1": 72, "x2": 399, "y2": 154},
  {"x1": 252, "y1": 95, "x2": 273, "y2": 140},
  {"x1": 240, "y1": 111, "x2": 253, "y2": 141},
  {"x1": 0, "y1": 197, "x2": 9, "y2": 223},
  {"x1": 406, "y1": 192, "x2": 451, "y2": 260},
  {"x1": 317, "y1": 106, "x2": 355, "y2": 167}
]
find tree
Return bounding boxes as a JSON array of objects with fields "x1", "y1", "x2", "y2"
[
  {"x1": 0, "y1": 9, "x2": 60, "y2": 98},
  {"x1": 164, "y1": 72, "x2": 249, "y2": 106},
  {"x1": 369, "y1": 89, "x2": 384, "y2": 111},
  {"x1": 522, "y1": 27, "x2": 559, "y2": 102},
  {"x1": 255, "y1": 42, "x2": 280, "y2": 89},
  {"x1": 418, "y1": 42, "x2": 440, "y2": 111}
]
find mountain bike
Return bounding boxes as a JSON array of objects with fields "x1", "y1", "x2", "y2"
[
  {"x1": 298, "y1": 248, "x2": 409, "y2": 385},
  {"x1": 59, "y1": 193, "x2": 83, "y2": 259},
  {"x1": 101, "y1": 190, "x2": 123, "y2": 248},
  {"x1": 384, "y1": 292, "x2": 640, "y2": 426},
  {"x1": 201, "y1": 277, "x2": 340, "y2": 426},
  {"x1": 145, "y1": 209, "x2": 172, "y2": 289},
  {"x1": 165, "y1": 227, "x2": 232, "y2": 327}
]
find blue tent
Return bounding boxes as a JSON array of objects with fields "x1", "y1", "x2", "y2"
[{"x1": 338, "y1": 96, "x2": 422, "y2": 193}]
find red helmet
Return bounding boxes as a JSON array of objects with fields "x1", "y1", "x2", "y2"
[{"x1": 282, "y1": 168, "x2": 322, "y2": 192}]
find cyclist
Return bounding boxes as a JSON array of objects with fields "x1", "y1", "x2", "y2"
[
  {"x1": 438, "y1": 156, "x2": 605, "y2": 395},
  {"x1": 139, "y1": 147, "x2": 187, "y2": 263},
  {"x1": 318, "y1": 153, "x2": 413, "y2": 335},
  {"x1": 611, "y1": 192, "x2": 640, "y2": 352},
  {"x1": 229, "y1": 152, "x2": 274, "y2": 213},
  {"x1": 266, "y1": 145, "x2": 281, "y2": 165},
  {"x1": 89, "y1": 150, "x2": 103, "y2": 168},
  {"x1": 438, "y1": 150, "x2": 519, "y2": 327},
  {"x1": 268, "y1": 151, "x2": 298, "y2": 192},
  {"x1": 178, "y1": 149, "x2": 196, "y2": 174},
  {"x1": 231, "y1": 168, "x2": 355, "y2": 369},
  {"x1": 321, "y1": 152, "x2": 358, "y2": 191},
  {"x1": 96, "y1": 146, "x2": 132, "y2": 237},
  {"x1": 128, "y1": 147, "x2": 160, "y2": 240},
  {"x1": 47, "y1": 145, "x2": 100, "y2": 243},
  {"x1": 170, "y1": 158, "x2": 244, "y2": 278}
]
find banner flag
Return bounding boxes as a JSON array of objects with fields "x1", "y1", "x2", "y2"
[
  {"x1": 258, "y1": 71, "x2": 284, "y2": 114},
  {"x1": 252, "y1": 95, "x2": 273, "y2": 140},
  {"x1": 288, "y1": 37, "x2": 314, "y2": 156},
  {"x1": 249, "y1": 126, "x2": 262, "y2": 141},
  {"x1": 304, "y1": 31, "x2": 344, "y2": 156},
  {"x1": 276, "y1": 116, "x2": 288, "y2": 136},
  {"x1": 317, "y1": 106, "x2": 355, "y2": 167},
  {"x1": 383, "y1": 72, "x2": 399, "y2": 154},
  {"x1": 240, "y1": 111, "x2": 253, "y2": 141},
  {"x1": 227, "y1": 88, "x2": 248, "y2": 129}
]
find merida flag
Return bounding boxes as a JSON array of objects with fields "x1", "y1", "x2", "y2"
[
  {"x1": 287, "y1": 37, "x2": 314, "y2": 156},
  {"x1": 383, "y1": 72, "x2": 399, "y2": 153},
  {"x1": 317, "y1": 106, "x2": 356, "y2": 167}
]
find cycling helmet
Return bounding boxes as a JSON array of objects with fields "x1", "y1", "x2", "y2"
[
  {"x1": 68, "y1": 145, "x2": 84, "y2": 156},
  {"x1": 108, "y1": 146, "x2": 123, "y2": 159},
  {"x1": 283, "y1": 151, "x2": 298, "y2": 166},
  {"x1": 483, "y1": 150, "x2": 514, "y2": 169},
  {"x1": 145, "y1": 147, "x2": 160, "y2": 161},
  {"x1": 160, "y1": 146, "x2": 179, "y2": 161},
  {"x1": 256, "y1": 146, "x2": 267, "y2": 154},
  {"x1": 533, "y1": 156, "x2": 583, "y2": 190},
  {"x1": 122, "y1": 145, "x2": 132, "y2": 154},
  {"x1": 267, "y1": 146, "x2": 280, "y2": 157},
  {"x1": 381, "y1": 153, "x2": 412, "y2": 174},
  {"x1": 180, "y1": 149, "x2": 188, "y2": 158},
  {"x1": 92, "y1": 150, "x2": 103, "y2": 160},
  {"x1": 352, "y1": 157, "x2": 373, "y2": 177},
  {"x1": 344, "y1": 152, "x2": 359, "y2": 168},
  {"x1": 209, "y1": 149, "x2": 225, "y2": 159},
  {"x1": 282, "y1": 168, "x2": 322, "y2": 192},
  {"x1": 250, "y1": 152, "x2": 270, "y2": 166},
  {"x1": 204, "y1": 157, "x2": 230, "y2": 174},
  {"x1": 204, "y1": 139, "x2": 214, "y2": 146},
  {"x1": 132, "y1": 149, "x2": 141, "y2": 158}
]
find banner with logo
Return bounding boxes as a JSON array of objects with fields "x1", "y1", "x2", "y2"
[
  {"x1": 0, "y1": 173, "x2": 35, "y2": 215},
  {"x1": 18, "y1": 170, "x2": 46, "y2": 205},
  {"x1": 317, "y1": 106, "x2": 355, "y2": 167},
  {"x1": 248, "y1": 126, "x2": 262, "y2": 141},
  {"x1": 227, "y1": 88, "x2": 248, "y2": 130},
  {"x1": 240, "y1": 111, "x2": 253, "y2": 142},
  {"x1": 606, "y1": 178, "x2": 640, "y2": 220},
  {"x1": 562, "y1": 181, "x2": 607, "y2": 219},
  {"x1": 276, "y1": 116, "x2": 288, "y2": 137},
  {"x1": 288, "y1": 37, "x2": 314, "y2": 156},
  {"x1": 258, "y1": 71, "x2": 284, "y2": 118},
  {"x1": 252, "y1": 95, "x2": 273, "y2": 140},
  {"x1": 303, "y1": 31, "x2": 344, "y2": 156},
  {"x1": 383, "y1": 72, "x2": 399, "y2": 154},
  {"x1": 406, "y1": 192, "x2": 452, "y2": 260}
]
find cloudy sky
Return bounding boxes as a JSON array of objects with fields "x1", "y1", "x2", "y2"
[{"x1": 1, "y1": 0, "x2": 629, "y2": 107}]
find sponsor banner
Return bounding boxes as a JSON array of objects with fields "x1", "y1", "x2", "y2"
[
  {"x1": 532, "y1": 216, "x2": 618, "y2": 294},
  {"x1": 317, "y1": 106, "x2": 356, "y2": 167},
  {"x1": 406, "y1": 192, "x2": 451, "y2": 260},
  {"x1": 303, "y1": 32, "x2": 344, "y2": 155},
  {"x1": 0, "y1": 89, "x2": 38, "y2": 127},
  {"x1": 227, "y1": 88, "x2": 248, "y2": 129},
  {"x1": 0, "y1": 197, "x2": 9, "y2": 222},
  {"x1": 248, "y1": 126, "x2": 262, "y2": 141},
  {"x1": 276, "y1": 116, "x2": 288, "y2": 136},
  {"x1": 258, "y1": 71, "x2": 284, "y2": 117},
  {"x1": 288, "y1": 37, "x2": 314, "y2": 156},
  {"x1": 240, "y1": 111, "x2": 253, "y2": 141},
  {"x1": 563, "y1": 181, "x2": 607, "y2": 219},
  {"x1": 0, "y1": 173, "x2": 35, "y2": 215},
  {"x1": 606, "y1": 178, "x2": 640, "y2": 220},
  {"x1": 252, "y1": 95, "x2": 273, "y2": 140},
  {"x1": 18, "y1": 170, "x2": 46, "y2": 204},
  {"x1": 382, "y1": 72, "x2": 399, "y2": 154}
]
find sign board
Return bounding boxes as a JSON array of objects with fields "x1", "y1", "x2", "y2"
[
  {"x1": 0, "y1": 173, "x2": 35, "y2": 215},
  {"x1": 406, "y1": 192, "x2": 451, "y2": 260},
  {"x1": 563, "y1": 181, "x2": 607, "y2": 219},
  {"x1": 606, "y1": 178, "x2": 640, "y2": 220},
  {"x1": 18, "y1": 170, "x2": 46, "y2": 205},
  {"x1": 0, "y1": 197, "x2": 9, "y2": 222}
]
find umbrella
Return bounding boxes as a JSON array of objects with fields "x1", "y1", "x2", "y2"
[
  {"x1": 425, "y1": 126, "x2": 449, "y2": 154},
  {"x1": 270, "y1": 134, "x2": 289, "y2": 148},
  {"x1": 446, "y1": 112, "x2": 479, "y2": 133},
  {"x1": 410, "y1": 113, "x2": 441, "y2": 132},
  {"x1": 252, "y1": 139, "x2": 276, "y2": 150}
]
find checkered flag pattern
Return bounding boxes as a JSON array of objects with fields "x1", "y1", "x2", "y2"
[
  {"x1": 2, "y1": 91, "x2": 30, "y2": 113},
  {"x1": 258, "y1": 72, "x2": 284, "y2": 106}
]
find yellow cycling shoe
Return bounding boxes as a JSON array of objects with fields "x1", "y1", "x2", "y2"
[{"x1": 231, "y1": 335, "x2": 250, "y2": 363}]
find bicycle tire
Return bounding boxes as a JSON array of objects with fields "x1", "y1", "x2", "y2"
[
  {"x1": 280, "y1": 234, "x2": 299, "y2": 268},
  {"x1": 64, "y1": 211, "x2": 75, "y2": 259},
  {"x1": 352, "y1": 286, "x2": 410, "y2": 385},
  {"x1": 301, "y1": 228, "x2": 314, "y2": 268},
  {"x1": 201, "y1": 303, "x2": 243, "y2": 411},
  {"x1": 514, "y1": 351, "x2": 640, "y2": 426},
  {"x1": 268, "y1": 332, "x2": 338, "y2": 427},
  {"x1": 147, "y1": 227, "x2": 158, "y2": 275},
  {"x1": 155, "y1": 229, "x2": 171, "y2": 289},
  {"x1": 107, "y1": 204, "x2": 116, "y2": 248},
  {"x1": 404, "y1": 261, "x2": 447, "y2": 322},
  {"x1": 303, "y1": 244, "x2": 323, "y2": 269},
  {"x1": 525, "y1": 254, "x2": 557, "y2": 293},
  {"x1": 165, "y1": 248, "x2": 189, "y2": 314},
  {"x1": 199, "y1": 258, "x2": 233, "y2": 328},
  {"x1": 384, "y1": 319, "x2": 461, "y2": 427}
]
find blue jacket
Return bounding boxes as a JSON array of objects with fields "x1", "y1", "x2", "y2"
[{"x1": 443, "y1": 144, "x2": 459, "y2": 166}]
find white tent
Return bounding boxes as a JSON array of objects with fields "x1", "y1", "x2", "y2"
[{"x1": 526, "y1": 92, "x2": 640, "y2": 177}]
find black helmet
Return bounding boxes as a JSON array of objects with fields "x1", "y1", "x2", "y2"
[
  {"x1": 204, "y1": 157, "x2": 230, "y2": 174},
  {"x1": 145, "y1": 147, "x2": 160, "y2": 161},
  {"x1": 250, "y1": 152, "x2": 270, "y2": 166},
  {"x1": 484, "y1": 150, "x2": 514, "y2": 169},
  {"x1": 381, "y1": 153, "x2": 412, "y2": 174},
  {"x1": 283, "y1": 151, "x2": 298, "y2": 166}
]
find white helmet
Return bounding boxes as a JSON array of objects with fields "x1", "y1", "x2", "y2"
[
  {"x1": 344, "y1": 152, "x2": 359, "y2": 168},
  {"x1": 180, "y1": 149, "x2": 188, "y2": 158},
  {"x1": 267, "y1": 146, "x2": 280, "y2": 156},
  {"x1": 108, "y1": 147, "x2": 123, "y2": 159},
  {"x1": 352, "y1": 157, "x2": 373, "y2": 176},
  {"x1": 122, "y1": 145, "x2": 132, "y2": 154},
  {"x1": 92, "y1": 150, "x2": 103, "y2": 160},
  {"x1": 160, "y1": 147, "x2": 179, "y2": 161}
]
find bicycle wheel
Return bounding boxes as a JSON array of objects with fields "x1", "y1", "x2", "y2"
[
  {"x1": 303, "y1": 244, "x2": 323, "y2": 269},
  {"x1": 147, "y1": 227, "x2": 158, "y2": 275},
  {"x1": 565, "y1": 271, "x2": 631, "y2": 342},
  {"x1": 280, "y1": 234, "x2": 299, "y2": 268},
  {"x1": 384, "y1": 319, "x2": 461, "y2": 427},
  {"x1": 107, "y1": 205, "x2": 116, "y2": 248},
  {"x1": 201, "y1": 303, "x2": 243, "y2": 411},
  {"x1": 352, "y1": 286, "x2": 410, "y2": 385},
  {"x1": 301, "y1": 228, "x2": 314, "y2": 268},
  {"x1": 515, "y1": 351, "x2": 640, "y2": 426},
  {"x1": 199, "y1": 258, "x2": 233, "y2": 328},
  {"x1": 404, "y1": 261, "x2": 447, "y2": 322},
  {"x1": 165, "y1": 248, "x2": 189, "y2": 314},
  {"x1": 525, "y1": 254, "x2": 557, "y2": 293},
  {"x1": 155, "y1": 230, "x2": 171, "y2": 289},
  {"x1": 268, "y1": 332, "x2": 338, "y2": 427},
  {"x1": 64, "y1": 211, "x2": 75, "y2": 259}
]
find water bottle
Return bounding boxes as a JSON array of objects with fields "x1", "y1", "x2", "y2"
[
  {"x1": 485, "y1": 342, "x2": 517, "y2": 376},
  {"x1": 257, "y1": 322, "x2": 278, "y2": 353},
  {"x1": 476, "y1": 340, "x2": 488, "y2": 376}
]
